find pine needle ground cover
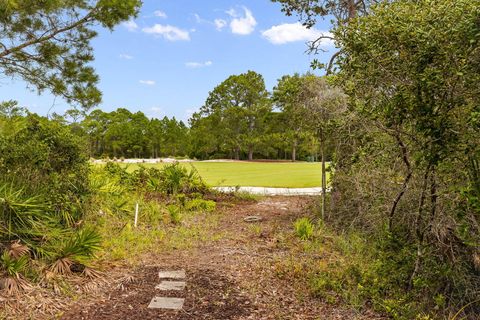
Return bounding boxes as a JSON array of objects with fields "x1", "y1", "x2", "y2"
[{"x1": 117, "y1": 162, "x2": 328, "y2": 188}]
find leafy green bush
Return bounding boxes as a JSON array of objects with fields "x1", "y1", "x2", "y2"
[
  {"x1": 158, "y1": 163, "x2": 207, "y2": 195},
  {"x1": 294, "y1": 217, "x2": 314, "y2": 240},
  {"x1": 0, "y1": 115, "x2": 90, "y2": 217},
  {"x1": 0, "y1": 113, "x2": 100, "y2": 290},
  {"x1": 100, "y1": 163, "x2": 209, "y2": 196},
  {"x1": 0, "y1": 252, "x2": 31, "y2": 295}
]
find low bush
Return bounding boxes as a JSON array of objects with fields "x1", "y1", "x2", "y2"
[
  {"x1": 167, "y1": 205, "x2": 182, "y2": 224},
  {"x1": 0, "y1": 113, "x2": 100, "y2": 293},
  {"x1": 185, "y1": 199, "x2": 216, "y2": 212},
  {"x1": 101, "y1": 162, "x2": 209, "y2": 196},
  {"x1": 294, "y1": 217, "x2": 314, "y2": 240}
]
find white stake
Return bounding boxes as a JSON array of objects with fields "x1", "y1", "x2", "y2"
[{"x1": 134, "y1": 203, "x2": 139, "y2": 227}]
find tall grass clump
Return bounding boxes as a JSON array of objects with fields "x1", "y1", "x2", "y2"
[{"x1": 294, "y1": 217, "x2": 314, "y2": 240}]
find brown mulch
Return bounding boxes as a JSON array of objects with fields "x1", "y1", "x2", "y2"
[{"x1": 61, "y1": 266, "x2": 252, "y2": 320}]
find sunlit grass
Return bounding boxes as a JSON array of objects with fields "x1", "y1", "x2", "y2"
[{"x1": 99, "y1": 161, "x2": 328, "y2": 188}]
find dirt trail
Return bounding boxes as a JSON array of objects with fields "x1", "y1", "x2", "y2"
[{"x1": 61, "y1": 197, "x2": 380, "y2": 320}]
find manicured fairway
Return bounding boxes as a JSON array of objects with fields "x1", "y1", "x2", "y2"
[{"x1": 120, "y1": 161, "x2": 327, "y2": 188}]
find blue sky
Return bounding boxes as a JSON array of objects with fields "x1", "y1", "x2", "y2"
[{"x1": 0, "y1": 0, "x2": 334, "y2": 122}]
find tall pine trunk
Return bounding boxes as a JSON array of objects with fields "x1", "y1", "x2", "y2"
[
  {"x1": 292, "y1": 139, "x2": 297, "y2": 162},
  {"x1": 234, "y1": 146, "x2": 240, "y2": 160}
]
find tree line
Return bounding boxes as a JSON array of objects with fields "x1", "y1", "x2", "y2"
[{"x1": 64, "y1": 72, "x2": 341, "y2": 161}]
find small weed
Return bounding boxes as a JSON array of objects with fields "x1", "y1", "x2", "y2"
[
  {"x1": 234, "y1": 191, "x2": 261, "y2": 201},
  {"x1": 185, "y1": 199, "x2": 216, "y2": 212},
  {"x1": 167, "y1": 205, "x2": 182, "y2": 224},
  {"x1": 248, "y1": 224, "x2": 263, "y2": 236},
  {"x1": 294, "y1": 217, "x2": 314, "y2": 240}
]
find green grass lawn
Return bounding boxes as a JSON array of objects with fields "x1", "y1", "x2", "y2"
[{"x1": 119, "y1": 161, "x2": 327, "y2": 188}]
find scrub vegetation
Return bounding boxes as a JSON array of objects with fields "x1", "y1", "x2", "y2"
[{"x1": 0, "y1": 0, "x2": 479, "y2": 319}]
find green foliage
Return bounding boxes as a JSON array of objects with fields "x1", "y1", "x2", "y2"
[
  {"x1": 0, "y1": 114, "x2": 90, "y2": 226},
  {"x1": 294, "y1": 217, "x2": 314, "y2": 240},
  {"x1": 185, "y1": 199, "x2": 216, "y2": 212},
  {"x1": 82, "y1": 108, "x2": 190, "y2": 158},
  {"x1": 0, "y1": 182, "x2": 48, "y2": 241},
  {"x1": 273, "y1": 0, "x2": 480, "y2": 317},
  {"x1": 191, "y1": 70, "x2": 272, "y2": 160},
  {"x1": 312, "y1": 0, "x2": 480, "y2": 317},
  {"x1": 272, "y1": 73, "x2": 320, "y2": 161},
  {"x1": 0, "y1": 111, "x2": 101, "y2": 282},
  {"x1": 159, "y1": 163, "x2": 206, "y2": 195},
  {"x1": 0, "y1": 0, "x2": 141, "y2": 109},
  {"x1": 80, "y1": 90, "x2": 336, "y2": 161},
  {"x1": 0, "y1": 252, "x2": 29, "y2": 278},
  {"x1": 52, "y1": 228, "x2": 101, "y2": 264},
  {"x1": 167, "y1": 205, "x2": 182, "y2": 225},
  {"x1": 90, "y1": 164, "x2": 221, "y2": 262}
]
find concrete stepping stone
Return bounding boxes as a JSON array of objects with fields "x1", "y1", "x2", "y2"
[
  {"x1": 155, "y1": 281, "x2": 186, "y2": 291},
  {"x1": 158, "y1": 270, "x2": 186, "y2": 279},
  {"x1": 148, "y1": 297, "x2": 184, "y2": 310}
]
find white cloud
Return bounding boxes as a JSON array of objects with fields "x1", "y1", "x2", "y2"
[
  {"x1": 139, "y1": 80, "x2": 156, "y2": 85},
  {"x1": 194, "y1": 13, "x2": 206, "y2": 24},
  {"x1": 185, "y1": 61, "x2": 213, "y2": 69},
  {"x1": 150, "y1": 107, "x2": 163, "y2": 114},
  {"x1": 262, "y1": 22, "x2": 334, "y2": 45},
  {"x1": 214, "y1": 19, "x2": 227, "y2": 31},
  {"x1": 194, "y1": 13, "x2": 227, "y2": 32},
  {"x1": 148, "y1": 107, "x2": 164, "y2": 119},
  {"x1": 228, "y1": 7, "x2": 257, "y2": 35},
  {"x1": 154, "y1": 10, "x2": 167, "y2": 18},
  {"x1": 122, "y1": 19, "x2": 138, "y2": 32},
  {"x1": 142, "y1": 24, "x2": 190, "y2": 41},
  {"x1": 226, "y1": 8, "x2": 236, "y2": 17},
  {"x1": 119, "y1": 53, "x2": 133, "y2": 60}
]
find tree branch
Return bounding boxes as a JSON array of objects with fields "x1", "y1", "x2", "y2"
[
  {"x1": 0, "y1": 11, "x2": 96, "y2": 59},
  {"x1": 388, "y1": 132, "x2": 413, "y2": 231}
]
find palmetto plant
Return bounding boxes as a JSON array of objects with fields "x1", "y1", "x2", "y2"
[
  {"x1": 89, "y1": 171, "x2": 126, "y2": 196},
  {"x1": 0, "y1": 251, "x2": 31, "y2": 295},
  {"x1": 0, "y1": 182, "x2": 47, "y2": 241},
  {"x1": 6, "y1": 240, "x2": 29, "y2": 259},
  {"x1": 49, "y1": 227, "x2": 102, "y2": 275},
  {"x1": 160, "y1": 163, "x2": 206, "y2": 195}
]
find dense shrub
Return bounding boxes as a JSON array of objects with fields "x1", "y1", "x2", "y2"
[
  {"x1": 321, "y1": 1, "x2": 480, "y2": 317},
  {"x1": 0, "y1": 113, "x2": 100, "y2": 290},
  {"x1": 101, "y1": 162, "x2": 209, "y2": 196}
]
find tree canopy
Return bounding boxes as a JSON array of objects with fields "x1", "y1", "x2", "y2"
[
  {"x1": 0, "y1": 0, "x2": 141, "y2": 109},
  {"x1": 195, "y1": 71, "x2": 272, "y2": 160}
]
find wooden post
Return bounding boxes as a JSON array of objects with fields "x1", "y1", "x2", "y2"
[{"x1": 134, "y1": 203, "x2": 139, "y2": 228}]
